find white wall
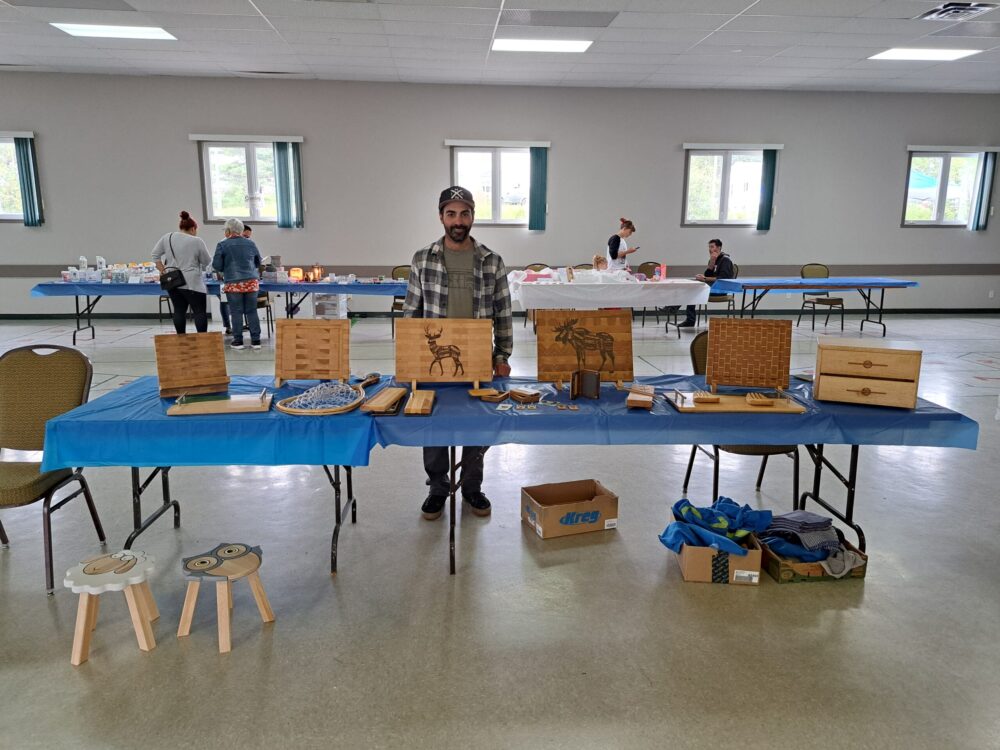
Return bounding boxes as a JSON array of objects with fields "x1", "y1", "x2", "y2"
[{"x1": 2, "y1": 72, "x2": 999, "y2": 315}]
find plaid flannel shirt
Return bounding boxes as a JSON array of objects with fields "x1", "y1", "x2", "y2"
[{"x1": 402, "y1": 237, "x2": 513, "y2": 364}]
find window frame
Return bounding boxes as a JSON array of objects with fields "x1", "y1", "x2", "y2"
[
  {"x1": 198, "y1": 140, "x2": 278, "y2": 225},
  {"x1": 450, "y1": 145, "x2": 530, "y2": 227},
  {"x1": 0, "y1": 137, "x2": 24, "y2": 222},
  {"x1": 901, "y1": 150, "x2": 983, "y2": 228},
  {"x1": 682, "y1": 148, "x2": 764, "y2": 227}
]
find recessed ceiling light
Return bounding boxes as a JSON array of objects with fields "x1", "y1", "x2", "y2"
[
  {"x1": 50, "y1": 23, "x2": 176, "y2": 40},
  {"x1": 869, "y1": 47, "x2": 980, "y2": 61},
  {"x1": 492, "y1": 39, "x2": 592, "y2": 53}
]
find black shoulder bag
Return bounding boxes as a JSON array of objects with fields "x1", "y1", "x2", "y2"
[{"x1": 159, "y1": 233, "x2": 187, "y2": 291}]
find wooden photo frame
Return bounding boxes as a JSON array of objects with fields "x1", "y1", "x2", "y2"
[
  {"x1": 706, "y1": 318, "x2": 792, "y2": 393},
  {"x1": 154, "y1": 332, "x2": 229, "y2": 398},
  {"x1": 536, "y1": 310, "x2": 634, "y2": 384},
  {"x1": 275, "y1": 319, "x2": 350, "y2": 387},
  {"x1": 394, "y1": 318, "x2": 494, "y2": 385}
]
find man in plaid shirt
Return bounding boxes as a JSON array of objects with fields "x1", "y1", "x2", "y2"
[{"x1": 403, "y1": 186, "x2": 513, "y2": 520}]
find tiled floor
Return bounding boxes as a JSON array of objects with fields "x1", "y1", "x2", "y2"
[{"x1": 1, "y1": 314, "x2": 999, "y2": 749}]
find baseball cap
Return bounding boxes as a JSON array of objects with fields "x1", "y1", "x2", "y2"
[{"x1": 438, "y1": 185, "x2": 475, "y2": 211}]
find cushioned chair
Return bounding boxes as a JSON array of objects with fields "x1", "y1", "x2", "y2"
[
  {"x1": 797, "y1": 262, "x2": 844, "y2": 332},
  {"x1": 0, "y1": 346, "x2": 106, "y2": 593},
  {"x1": 522, "y1": 263, "x2": 549, "y2": 329},
  {"x1": 636, "y1": 261, "x2": 663, "y2": 327},
  {"x1": 682, "y1": 331, "x2": 799, "y2": 505},
  {"x1": 390, "y1": 265, "x2": 410, "y2": 338}
]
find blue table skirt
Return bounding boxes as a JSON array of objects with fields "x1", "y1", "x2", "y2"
[
  {"x1": 42, "y1": 374, "x2": 977, "y2": 471},
  {"x1": 711, "y1": 277, "x2": 919, "y2": 294},
  {"x1": 31, "y1": 280, "x2": 408, "y2": 298}
]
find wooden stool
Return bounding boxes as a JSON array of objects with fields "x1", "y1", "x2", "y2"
[
  {"x1": 176, "y1": 542, "x2": 274, "y2": 654},
  {"x1": 63, "y1": 550, "x2": 158, "y2": 666}
]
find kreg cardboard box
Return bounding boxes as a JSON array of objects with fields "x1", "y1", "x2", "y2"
[
  {"x1": 521, "y1": 479, "x2": 618, "y2": 539},
  {"x1": 677, "y1": 536, "x2": 761, "y2": 585}
]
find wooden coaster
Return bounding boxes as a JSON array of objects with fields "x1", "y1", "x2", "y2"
[{"x1": 404, "y1": 390, "x2": 435, "y2": 415}]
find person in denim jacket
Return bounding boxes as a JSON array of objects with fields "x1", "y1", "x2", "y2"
[{"x1": 212, "y1": 218, "x2": 262, "y2": 350}]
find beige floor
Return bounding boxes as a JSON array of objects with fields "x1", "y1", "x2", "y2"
[{"x1": 1, "y1": 313, "x2": 999, "y2": 750}]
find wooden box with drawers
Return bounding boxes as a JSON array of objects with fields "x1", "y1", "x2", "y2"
[{"x1": 813, "y1": 337, "x2": 921, "y2": 409}]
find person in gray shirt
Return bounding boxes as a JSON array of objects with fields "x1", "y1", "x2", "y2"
[{"x1": 152, "y1": 211, "x2": 212, "y2": 334}]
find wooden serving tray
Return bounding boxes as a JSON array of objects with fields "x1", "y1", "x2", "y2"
[
  {"x1": 666, "y1": 390, "x2": 805, "y2": 414},
  {"x1": 167, "y1": 390, "x2": 272, "y2": 416}
]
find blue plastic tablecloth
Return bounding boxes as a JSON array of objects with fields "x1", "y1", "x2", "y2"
[
  {"x1": 31, "y1": 280, "x2": 407, "y2": 298},
  {"x1": 42, "y1": 374, "x2": 977, "y2": 471},
  {"x1": 711, "y1": 277, "x2": 919, "y2": 294}
]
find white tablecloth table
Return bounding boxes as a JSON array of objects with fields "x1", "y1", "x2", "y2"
[{"x1": 514, "y1": 279, "x2": 710, "y2": 310}]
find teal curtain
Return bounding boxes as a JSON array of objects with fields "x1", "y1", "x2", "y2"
[
  {"x1": 969, "y1": 152, "x2": 995, "y2": 231},
  {"x1": 528, "y1": 147, "x2": 547, "y2": 231},
  {"x1": 14, "y1": 137, "x2": 44, "y2": 227},
  {"x1": 273, "y1": 141, "x2": 303, "y2": 228},
  {"x1": 756, "y1": 149, "x2": 777, "y2": 231}
]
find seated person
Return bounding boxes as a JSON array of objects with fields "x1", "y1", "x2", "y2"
[
  {"x1": 592, "y1": 254, "x2": 608, "y2": 271},
  {"x1": 671, "y1": 239, "x2": 735, "y2": 328}
]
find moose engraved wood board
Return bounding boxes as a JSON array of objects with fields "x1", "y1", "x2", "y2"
[
  {"x1": 275, "y1": 319, "x2": 350, "y2": 387},
  {"x1": 395, "y1": 319, "x2": 494, "y2": 384},
  {"x1": 536, "y1": 310, "x2": 634, "y2": 383},
  {"x1": 706, "y1": 318, "x2": 792, "y2": 393}
]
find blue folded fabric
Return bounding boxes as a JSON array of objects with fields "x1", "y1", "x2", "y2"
[{"x1": 759, "y1": 535, "x2": 829, "y2": 562}]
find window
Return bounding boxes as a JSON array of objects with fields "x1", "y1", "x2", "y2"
[
  {"x1": 452, "y1": 147, "x2": 531, "y2": 225},
  {"x1": 200, "y1": 141, "x2": 279, "y2": 222},
  {"x1": 0, "y1": 139, "x2": 23, "y2": 221},
  {"x1": 904, "y1": 152, "x2": 982, "y2": 225},
  {"x1": 684, "y1": 149, "x2": 764, "y2": 225}
]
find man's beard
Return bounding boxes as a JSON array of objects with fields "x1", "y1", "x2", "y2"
[{"x1": 447, "y1": 225, "x2": 469, "y2": 242}]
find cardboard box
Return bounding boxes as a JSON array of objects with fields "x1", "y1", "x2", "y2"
[
  {"x1": 521, "y1": 479, "x2": 618, "y2": 539},
  {"x1": 677, "y1": 536, "x2": 761, "y2": 585},
  {"x1": 760, "y1": 537, "x2": 867, "y2": 584}
]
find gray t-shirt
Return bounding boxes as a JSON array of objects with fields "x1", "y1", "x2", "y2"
[
  {"x1": 152, "y1": 232, "x2": 211, "y2": 293},
  {"x1": 443, "y1": 247, "x2": 475, "y2": 319}
]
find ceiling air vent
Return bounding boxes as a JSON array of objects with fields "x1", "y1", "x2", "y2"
[{"x1": 918, "y1": 3, "x2": 999, "y2": 21}]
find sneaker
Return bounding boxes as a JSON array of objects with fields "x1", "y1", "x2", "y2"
[
  {"x1": 230, "y1": 342, "x2": 245, "y2": 350},
  {"x1": 462, "y1": 491, "x2": 492, "y2": 517},
  {"x1": 421, "y1": 494, "x2": 447, "y2": 521},
  {"x1": 251, "y1": 342, "x2": 262, "y2": 351},
  {"x1": 677, "y1": 321, "x2": 696, "y2": 328}
]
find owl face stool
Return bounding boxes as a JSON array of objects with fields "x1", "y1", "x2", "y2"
[
  {"x1": 63, "y1": 550, "x2": 158, "y2": 666},
  {"x1": 176, "y1": 543, "x2": 274, "y2": 653}
]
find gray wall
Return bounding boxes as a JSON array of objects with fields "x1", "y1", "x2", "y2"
[{"x1": 2, "y1": 72, "x2": 998, "y2": 315}]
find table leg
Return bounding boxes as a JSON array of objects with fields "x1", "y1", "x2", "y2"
[
  {"x1": 123, "y1": 584, "x2": 155, "y2": 652},
  {"x1": 858, "y1": 287, "x2": 887, "y2": 337},
  {"x1": 798, "y1": 444, "x2": 866, "y2": 551},
  {"x1": 71, "y1": 593, "x2": 98, "y2": 666},
  {"x1": 216, "y1": 581, "x2": 231, "y2": 654},
  {"x1": 177, "y1": 581, "x2": 200, "y2": 637},
  {"x1": 124, "y1": 467, "x2": 181, "y2": 549},
  {"x1": 323, "y1": 465, "x2": 357, "y2": 575}
]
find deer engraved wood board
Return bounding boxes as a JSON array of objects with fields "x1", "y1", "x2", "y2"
[
  {"x1": 275, "y1": 319, "x2": 350, "y2": 387},
  {"x1": 536, "y1": 310, "x2": 634, "y2": 383},
  {"x1": 706, "y1": 318, "x2": 792, "y2": 392},
  {"x1": 395, "y1": 319, "x2": 494, "y2": 384}
]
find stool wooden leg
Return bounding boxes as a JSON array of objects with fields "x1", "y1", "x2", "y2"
[
  {"x1": 124, "y1": 584, "x2": 156, "y2": 652},
  {"x1": 139, "y1": 581, "x2": 160, "y2": 622},
  {"x1": 87, "y1": 594, "x2": 100, "y2": 632},
  {"x1": 247, "y1": 571, "x2": 274, "y2": 623},
  {"x1": 177, "y1": 581, "x2": 199, "y2": 638},
  {"x1": 216, "y1": 581, "x2": 231, "y2": 654},
  {"x1": 71, "y1": 593, "x2": 97, "y2": 666}
]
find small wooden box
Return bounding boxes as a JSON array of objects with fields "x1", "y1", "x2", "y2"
[{"x1": 814, "y1": 337, "x2": 921, "y2": 409}]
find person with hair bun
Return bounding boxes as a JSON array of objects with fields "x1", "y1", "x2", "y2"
[
  {"x1": 151, "y1": 211, "x2": 212, "y2": 334},
  {"x1": 605, "y1": 218, "x2": 638, "y2": 271}
]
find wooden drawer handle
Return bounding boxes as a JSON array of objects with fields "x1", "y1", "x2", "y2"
[
  {"x1": 847, "y1": 387, "x2": 886, "y2": 397},
  {"x1": 847, "y1": 360, "x2": 887, "y2": 369}
]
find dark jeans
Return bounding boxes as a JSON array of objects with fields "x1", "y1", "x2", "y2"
[
  {"x1": 167, "y1": 288, "x2": 208, "y2": 334},
  {"x1": 226, "y1": 290, "x2": 261, "y2": 344},
  {"x1": 423, "y1": 446, "x2": 488, "y2": 497},
  {"x1": 665, "y1": 305, "x2": 697, "y2": 324}
]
